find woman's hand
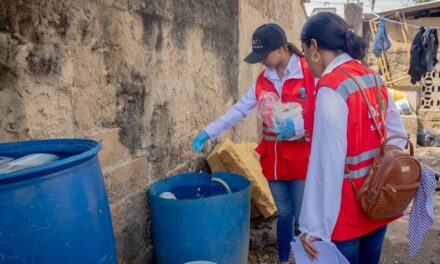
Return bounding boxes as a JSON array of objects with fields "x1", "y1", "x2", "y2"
[
  {"x1": 300, "y1": 233, "x2": 320, "y2": 260},
  {"x1": 272, "y1": 119, "x2": 296, "y2": 140},
  {"x1": 192, "y1": 130, "x2": 209, "y2": 152}
]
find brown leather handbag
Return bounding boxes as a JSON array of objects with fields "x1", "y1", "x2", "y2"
[{"x1": 342, "y1": 70, "x2": 421, "y2": 220}]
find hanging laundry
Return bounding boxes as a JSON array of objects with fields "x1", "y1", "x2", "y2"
[
  {"x1": 408, "y1": 165, "x2": 436, "y2": 258},
  {"x1": 373, "y1": 17, "x2": 391, "y2": 57},
  {"x1": 408, "y1": 26, "x2": 439, "y2": 84},
  {"x1": 423, "y1": 26, "x2": 438, "y2": 72}
]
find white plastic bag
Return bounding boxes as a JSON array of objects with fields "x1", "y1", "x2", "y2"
[
  {"x1": 273, "y1": 102, "x2": 303, "y2": 125},
  {"x1": 257, "y1": 91, "x2": 304, "y2": 141},
  {"x1": 395, "y1": 98, "x2": 414, "y2": 115},
  {"x1": 0, "y1": 153, "x2": 59, "y2": 174},
  {"x1": 159, "y1": 192, "x2": 177, "y2": 200},
  {"x1": 0, "y1": 157, "x2": 13, "y2": 166}
]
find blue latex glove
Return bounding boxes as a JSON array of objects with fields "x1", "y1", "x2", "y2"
[
  {"x1": 192, "y1": 130, "x2": 210, "y2": 152},
  {"x1": 273, "y1": 119, "x2": 296, "y2": 140}
]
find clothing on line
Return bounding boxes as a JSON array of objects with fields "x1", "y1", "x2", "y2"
[
  {"x1": 408, "y1": 26, "x2": 439, "y2": 84},
  {"x1": 373, "y1": 17, "x2": 391, "y2": 58}
]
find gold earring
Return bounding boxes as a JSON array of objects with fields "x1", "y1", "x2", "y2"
[{"x1": 312, "y1": 52, "x2": 320, "y2": 62}]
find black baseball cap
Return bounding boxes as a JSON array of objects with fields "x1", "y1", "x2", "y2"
[{"x1": 244, "y1": 23, "x2": 288, "y2": 64}]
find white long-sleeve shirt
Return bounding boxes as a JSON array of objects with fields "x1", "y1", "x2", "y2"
[
  {"x1": 299, "y1": 53, "x2": 407, "y2": 242},
  {"x1": 204, "y1": 54, "x2": 304, "y2": 138}
]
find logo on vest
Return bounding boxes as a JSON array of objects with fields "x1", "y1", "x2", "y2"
[
  {"x1": 367, "y1": 104, "x2": 380, "y2": 119},
  {"x1": 368, "y1": 104, "x2": 383, "y2": 132},
  {"x1": 370, "y1": 122, "x2": 384, "y2": 132}
]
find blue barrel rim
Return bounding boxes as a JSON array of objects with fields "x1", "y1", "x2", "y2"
[
  {"x1": 149, "y1": 172, "x2": 251, "y2": 201},
  {"x1": 0, "y1": 138, "x2": 102, "y2": 181}
]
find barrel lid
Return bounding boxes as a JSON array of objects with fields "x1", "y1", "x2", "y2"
[{"x1": 0, "y1": 139, "x2": 101, "y2": 182}]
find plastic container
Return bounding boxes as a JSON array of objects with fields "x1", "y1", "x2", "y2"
[
  {"x1": 0, "y1": 139, "x2": 117, "y2": 263},
  {"x1": 149, "y1": 172, "x2": 251, "y2": 264}
]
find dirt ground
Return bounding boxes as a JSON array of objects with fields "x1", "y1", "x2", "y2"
[{"x1": 248, "y1": 192, "x2": 440, "y2": 264}]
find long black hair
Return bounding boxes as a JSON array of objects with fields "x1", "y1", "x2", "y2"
[
  {"x1": 286, "y1": 42, "x2": 303, "y2": 57},
  {"x1": 300, "y1": 12, "x2": 367, "y2": 60}
]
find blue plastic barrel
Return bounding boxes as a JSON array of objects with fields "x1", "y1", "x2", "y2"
[
  {"x1": 0, "y1": 139, "x2": 117, "y2": 263},
  {"x1": 149, "y1": 172, "x2": 251, "y2": 264}
]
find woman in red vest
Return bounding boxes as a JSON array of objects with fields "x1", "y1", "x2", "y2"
[
  {"x1": 192, "y1": 24, "x2": 316, "y2": 263},
  {"x1": 298, "y1": 12, "x2": 407, "y2": 264}
]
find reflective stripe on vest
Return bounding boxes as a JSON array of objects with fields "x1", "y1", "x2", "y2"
[
  {"x1": 344, "y1": 148, "x2": 380, "y2": 179},
  {"x1": 262, "y1": 127, "x2": 273, "y2": 133},
  {"x1": 263, "y1": 136, "x2": 278, "y2": 141},
  {"x1": 336, "y1": 74, "x2": 385, "y2": 100},
  {"x1": 345, "y1": 148, "x2": 380, "y2": 165},
  {"x1": 345, "y1": 164, "x2": 373, "y2": 179},
  {"x1": 263, "y1": 135, "x2": 307, "y2": 142},
  {"x1": 262, "y1": 127, "x2": 277, "y2": 141}
]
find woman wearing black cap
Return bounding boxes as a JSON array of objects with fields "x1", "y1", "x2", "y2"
[
  {"x1": 297, "y1": 12, "x2": 406, "y2": 264},
  {"x1": 192, "y1": 23, "x2": 316, "y2": 263}
]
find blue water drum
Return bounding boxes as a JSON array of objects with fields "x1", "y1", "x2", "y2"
[
  {"x1": 0, "y1": 139, "x2": 117, "y2": 263},
  {"x1": 149, "y1": 172, "x2": 251, "y2": 264}
]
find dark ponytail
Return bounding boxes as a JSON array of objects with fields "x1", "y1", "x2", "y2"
[
  {"x1": 301, "y1": 12, "x2": 367, "y2": 60},
  {"x1": 286, "y1": 42, "x2": 304, "y2": 57},
  {"x1": 344, "y1": 29, "x2": 367, "y2": 60}
]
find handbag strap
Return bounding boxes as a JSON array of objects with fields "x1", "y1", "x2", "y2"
[
  {"x1": 381, "y1": 135, "x2": 414, "y2": 156},
  {"x1": 373, "y1": 74, "x2": 386, "y2": 138},
  {"x1": 340, "y1": 70, "x2": 386, "y2": 182},
  {"x1": 340, "y1": 70, "x2": 386, "y2": 142}
]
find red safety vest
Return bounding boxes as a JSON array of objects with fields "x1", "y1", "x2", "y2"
[
  {"x1": 255, "y1": 56, "x2": 316, "y2": 181},
  {"x1": 317, "y1": 60, "x2": 399, "y2": 241}
]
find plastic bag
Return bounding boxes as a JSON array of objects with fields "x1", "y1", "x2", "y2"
[
  {"x1": 417, "y1": 128, "x2": 440, "y2": 147},
  {"x1": 257, "y1": 91, "x2": 279, "y2": 129},
  {"x1": 273, "y1": 102, "x2": 303, "y2": 126},
  {"x1": 0, "y1": 153, "x2": 59, "y2": 174},
  {"x1": 159, "y1": 192, "x2": 177, "y2": 200},
  {"x1": 257, "y1": 91, "x2": 304, "y2": 140},
  {"x1": 0, "y1": 157, "x2": 13, "y2": 166},
  {"x1": 395, "y1": 98, "x2": 414, "y2": 115}
]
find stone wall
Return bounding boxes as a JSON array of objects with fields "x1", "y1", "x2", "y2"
[{"x1": 0, "y1": 0, "x2": 307, "y2": 262}]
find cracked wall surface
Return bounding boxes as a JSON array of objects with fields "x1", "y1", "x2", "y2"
[{"x1": 0, "y1": 0, "x2": 307, "y2": 262}]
